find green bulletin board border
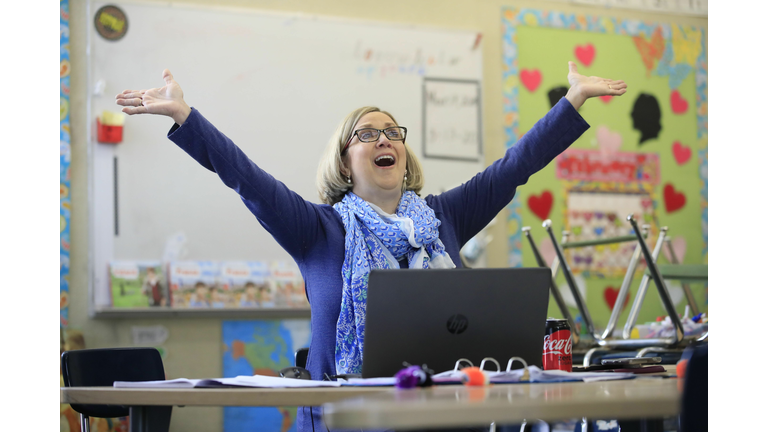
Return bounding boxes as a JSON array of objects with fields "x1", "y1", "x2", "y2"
[{"x1": 501, "y1": 8, "x2": 708, "y2": 267}]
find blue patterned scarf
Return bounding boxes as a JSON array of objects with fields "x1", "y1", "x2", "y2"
[{"x1": 332, "y1": 191, "x2": 455, "y2": 375}]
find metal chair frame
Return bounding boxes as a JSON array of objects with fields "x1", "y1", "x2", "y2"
[{"x1": 525, "y1": 215, "x2": 701, "y2": 365}]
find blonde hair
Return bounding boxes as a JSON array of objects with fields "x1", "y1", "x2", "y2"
[{"x1": 316, "y1": 106, "x2": 424, "y2": 205}]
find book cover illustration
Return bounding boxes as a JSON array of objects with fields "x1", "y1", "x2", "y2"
[
  {"x1": 220, "y1": 261, "x2": 273, "y2": 308},
  {"x1": 109, "y1": 261, "x2": 167, "y2": 308},
  {"x1": 271, "y1": 261, "x2": 308, "y2": 308},
  {"x1": 168, "y1": 261, "x2": 220, "y2": 308}
]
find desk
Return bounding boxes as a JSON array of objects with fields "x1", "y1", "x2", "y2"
[
  {"x1": 322, "y1": 378, "x2": 681, "y2": 430},
  {"x1": 60, "y1": 386, "x2": 387, "y2": 432},
  {"x1": 61, "y1": 375, "x2": 680, "y2": 431}
]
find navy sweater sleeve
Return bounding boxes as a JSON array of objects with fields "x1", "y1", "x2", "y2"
[
  {"x1": 166, "y1": 108, "x2": 321, "y2": 262},
  {"x1": 433, "y1": 97, "x2": 590, "y2": 245}
]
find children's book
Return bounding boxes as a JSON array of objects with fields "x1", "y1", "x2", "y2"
[
  {"x1": 109, "y1": 261, "x2": 167, "y2": 308},
  {"x1": 220, "y1": 261, "x2": 273, "y2": 308},
  {"x1": 168, "y1": 261, "x2": 220, "y2": 308},
  {"x1": 270, "y1": 261, "x2": 308, "y2": 308}
]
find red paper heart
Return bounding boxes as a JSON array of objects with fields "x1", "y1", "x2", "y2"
[
  {"x1": 599, "y1": 95, "x2": 613, "y2": 103},
  {"x1": 670, "y1": 90, "x2": 689, "y2": 114},
  {"x1": 520, "y1": 69, "x2": 542, "y2": 92},
  {"x1": 603, "y1": 286, "x2": 630, "y2": 311},
  {"x1": 527, "y1": 190, "x2": 553, "y2": 221},
  {"x1": 574, "y1": 43, "x2": 596, "y2": 66},
  {"x1": 663, "y1": 183, "x2": 686, "y2": 213},
  {"x1": 672, "y1": 141, "x2": 691, "y2": 165}
]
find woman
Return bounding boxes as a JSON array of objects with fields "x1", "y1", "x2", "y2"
[{"x1": 116, "y1": 62, "x2": 626, "y2": 430}]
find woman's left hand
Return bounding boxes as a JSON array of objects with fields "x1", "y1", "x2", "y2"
[{"x1": 564, "y1": 61, "x2": 627, "y2": 110}]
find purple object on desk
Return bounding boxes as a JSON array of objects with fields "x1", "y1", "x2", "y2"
[{"x1": 395, "y1": 365, "x2": 434, "y2": 389}]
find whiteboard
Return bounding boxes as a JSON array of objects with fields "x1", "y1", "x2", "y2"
[{"x1": 88, "y1": 1, "x2": 484, "y2": 308}]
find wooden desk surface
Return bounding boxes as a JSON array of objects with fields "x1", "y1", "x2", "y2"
[
  {"x1": 60, "y1": 386, "x2": 386, "y2": 407},
  {"x1": 323, "y1": 378, "x2": 682, "y2": 430}
]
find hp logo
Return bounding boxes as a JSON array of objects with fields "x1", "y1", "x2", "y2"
[{"x1": 446, "y1": 314, "x2": 468, "y2": 334}]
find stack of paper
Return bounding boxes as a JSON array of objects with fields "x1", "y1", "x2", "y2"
[{"x1": 114, "y1": 375, "x2": 341, "y2": 388}]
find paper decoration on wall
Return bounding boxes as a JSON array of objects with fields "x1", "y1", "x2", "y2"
[
  {"x1": 670, "y1": 90, "x2": 689, "y2": 114},
  {"x1": 672, "y1": 141, "x2": 691, "y2": 165},
  {"x1": 61, "y1": 0, "x2": 71, "y2": 329},
  {"x1": 596, "y1": 126, "x2": 622, "y2": 159},
  {"x1": 527, "y1": 190, "x2": 553, "y2": 220},
  {"x1": 656, "y1": 42, "x2": 692, "y2": 90},
  {"x1": 520, "y1": 68, "x2": 542, "y2": 92},
  {"x1": 633, "y1": 26, "x2": 664, "y2": 75},
  {"x1": 548, "y1": 86, "x2": 568, "y2": 108},
  {"x1": 671, "y1": 26, "x2": 703, "y2": 67},
  {"x1": 599, "y1": 95, "x2": 613, "y2": 103},
  {"x1": 631, "y1": 93, "x2": 662, "y2": 145},
  {"x1": 603, "y1": 286, "x2": 630, "y2": 312},
  {"x1": 574, "y1": 43, "x2": 595, "y2": 66},
  {"x1": 666, "y1": 282, "x2": 685, "y2": 306},
  {"x1": 565, "y1": 192, "x2": 655, "y2": 278},
  {"x1": 558, "y1": 274, "x2": 588, "y2": 308},
  {"x1": 556, "y1": 149, "x2": 660, "y2": 184},
  {"x1": 538, "y1": 236, "x2": 557, "y2": 267},
  {"x1": 663, "y1": 183, "x2": 686, "y2": 213},
  {"x1": 662, "y1": 236, "x2": 687, "y2": 263}
]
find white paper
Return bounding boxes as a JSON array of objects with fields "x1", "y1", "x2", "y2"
[
  {"x1": 131, "y1": 325, "x2": 169, "y2": 346},
  {"x1": 115, "y1": 374, "x2": 342, "y2": 389}
]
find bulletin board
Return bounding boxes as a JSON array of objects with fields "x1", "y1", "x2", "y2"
[
  {"x1": 87, "y1": 1, "x2": 484, "y2": 309},
  {"x1": 501, "y1": 8, "x2": 707, "y2": 328}
]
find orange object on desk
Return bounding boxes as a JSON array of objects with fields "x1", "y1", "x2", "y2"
[{"x1": 461, "y1": 367, "x2": 489, "y2": 387}]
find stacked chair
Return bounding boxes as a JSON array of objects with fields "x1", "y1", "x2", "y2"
[{"x1": 523, "y1": 214, "x2": 707, "y2": 366}]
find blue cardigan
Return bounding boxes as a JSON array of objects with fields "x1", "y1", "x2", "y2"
[{"x1": 168, "y1": 97, "x2": 589, "y2": 431}]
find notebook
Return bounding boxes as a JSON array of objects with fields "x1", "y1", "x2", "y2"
[{"x1": 361, "y1": 267, "x2": 551, "y2": 378}]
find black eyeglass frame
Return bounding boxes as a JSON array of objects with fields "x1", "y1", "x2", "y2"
[{"x1": 341, "y1": 126, "x2": 408, "y2": 154}]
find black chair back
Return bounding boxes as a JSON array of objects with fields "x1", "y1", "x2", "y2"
[
  {"x1": 295, "y1": 347, "x2": 309, "y2": 369},
  {"x1": 61, "y1": 347, "x2": 165, "y2": 418},
  {"x1": 679, "y1": 343, "x2": 708, "y2": 432}
]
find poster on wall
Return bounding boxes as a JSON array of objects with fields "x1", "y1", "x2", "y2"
[{"x1": 501, "y1": 8, "x2": 707, "y2": 325}]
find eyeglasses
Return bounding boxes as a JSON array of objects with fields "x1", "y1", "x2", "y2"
[{"x1": 342, "y1": 126, "x2": 407, "y2": 153}]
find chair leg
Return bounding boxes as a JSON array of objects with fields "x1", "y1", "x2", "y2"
[
  {"x1": 79, "y1": 414, "x2": 90, "y2": 432},
  {"x1": 543, "y1": 221, "x2": 600, "y2": 342}
]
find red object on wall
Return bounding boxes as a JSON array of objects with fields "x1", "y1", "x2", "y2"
[
  {"x1": 603, "y1": 286, "x2": 630, "y2": 311},
  {"x1": 574, "y1": 43, "x2": 595, "y2": 66},
  {"x1": 527, "y1": 190, "x2": 553, "y2": 221},
  {"x1": 520, "y1": 69, "x2": 542, "y2": 92},
  {"x1": 97, "y1": 118, "x2": 123, "y2": 144},
  {"x1": 663, "y1": 183, "x2": 686, "y2": 213}
]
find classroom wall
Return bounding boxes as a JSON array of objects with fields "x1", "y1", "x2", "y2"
[{"x1": 66, "y1": 1, "x2": 706, "y2": 430}]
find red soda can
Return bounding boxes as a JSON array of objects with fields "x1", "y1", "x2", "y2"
[{"x1": 542, "y1": 318, "x2": 572, "y2": 372}]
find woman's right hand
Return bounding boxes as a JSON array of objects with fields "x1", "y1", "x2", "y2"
[{"x1": 115, "y1": 69, "x2": 192, "y2": 125}]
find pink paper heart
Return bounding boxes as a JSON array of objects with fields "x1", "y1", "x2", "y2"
[
  {"x1": 672, "y1": 141, "x2": 692, "y2": 165},
  {"x1": 670, "y1": 90, "x2": 689, "y2": 114},
  {"x1": 574, "y1": 43, "x2": 596, "y2": 67},
  {"x1": 662, "y1": 237, "x2": 687, "y2": 263},
  {"x1": 539, "y1": 237, "x2": 557, "y2": 267},
  {"x1": 520, "y1": 69, "x2": 542, "y2": 92},
  {"x1": 596, "y1": 126, "x2": 622, "y2": 158},
  {"x1": 599, "y1": 95, "x2": 613, "y2": 103}
]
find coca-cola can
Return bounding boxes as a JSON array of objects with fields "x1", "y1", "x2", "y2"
[{"x1": 542, "y1": 318, "x2": 572, "y2": 372}]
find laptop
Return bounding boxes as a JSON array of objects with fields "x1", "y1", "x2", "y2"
[{"x1": 361, "y1": 267, "x2": 551, "y2": 378}]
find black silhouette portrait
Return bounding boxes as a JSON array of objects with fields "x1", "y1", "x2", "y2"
[
  {"x1": 631, "y1": 93, "x2": 662, "y2": 145},
  {"x1": 547, "y1": 86, "x2": 569, "y2": 108}
]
